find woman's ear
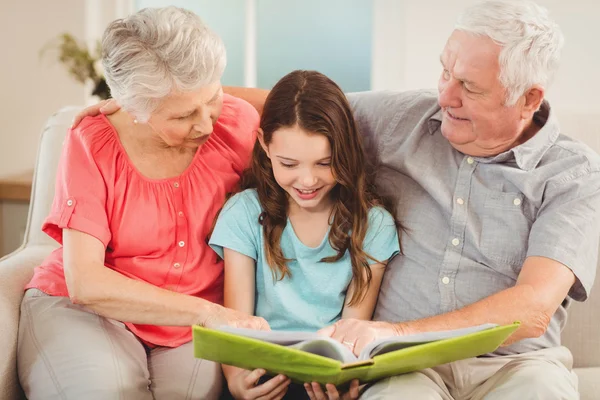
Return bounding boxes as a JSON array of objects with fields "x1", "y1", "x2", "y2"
[{"x1": 257, "y1": 128, "x2": 270, "y2": 158}]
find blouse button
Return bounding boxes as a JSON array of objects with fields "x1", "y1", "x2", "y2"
[
  {"x1": 66, "y1": 199, "x2": 74, "y2": 206},
  {"x1": 173, "y1": 182, "x2": 180, "y2": 188},
  {"x1": 178, "y1": 211, "x2": 184, "y2": 217},
  {"x1": 178, "y1": 241, "x2": 185, "y2": 247},
  {"x1": 173, "y1": 263, "x2": 181, "y2": 269}
]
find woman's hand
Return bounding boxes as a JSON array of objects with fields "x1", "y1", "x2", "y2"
[
  {"x1": 202, "y1": 304, "x2": 270, "y2": 331},
  {"x1": 71, "y1": 99, "x2": 121, "y2": 128},
  {"x1": 304, "y1": 379, "x2": 360, "y2": 400},
  {"x1": 228, "y1": 368, "x2": 290, "y2": 400}
]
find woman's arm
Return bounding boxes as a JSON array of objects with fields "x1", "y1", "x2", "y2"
[
  {"x1": 341, "y1": 262, "x2": 386, "y2": 320},
  {"x1": 63, "y1": 228, "x2": 267, "y2": 329}
]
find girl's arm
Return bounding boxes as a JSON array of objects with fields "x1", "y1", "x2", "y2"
[
  {"x1": 341, "y1": 262, "x2": 387, "y2": 320},
  {"x1": 221, "y1": 248, "x2": 291, "y2": 399},
  {"x1": 63, "y1": 229, "x2": 267, "y2": 329}
]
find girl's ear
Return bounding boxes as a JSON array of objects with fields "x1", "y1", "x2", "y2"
[{"x1": 257, "y1": 128, "x2": 270, "y2": 158}]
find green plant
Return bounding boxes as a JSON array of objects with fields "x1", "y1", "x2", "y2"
[{"x1": 42, "y1": 33, "x2": 110, "y2": 100}]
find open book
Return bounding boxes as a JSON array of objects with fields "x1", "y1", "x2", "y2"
[{"x1": 193, "y1": 322, "x2": 519, "y2": 385}]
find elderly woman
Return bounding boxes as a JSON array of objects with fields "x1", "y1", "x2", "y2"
[{"x1": 17, "y1": 7, "x2": 269, "y2": 400}]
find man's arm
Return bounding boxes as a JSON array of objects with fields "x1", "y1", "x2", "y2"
[
  {"x1": 398, "y1": 256, "x2": 575, "y2": 343},
  {"x1": 320, "y1": 256, "x2": 575, "y2": 351},
  {"x1": 223, "y1": 86, "x2": 270, "y2": 116}
]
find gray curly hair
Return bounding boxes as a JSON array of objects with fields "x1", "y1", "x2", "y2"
[{"x1": 102, "y1": 6, "x2": 226, "y2": 122}]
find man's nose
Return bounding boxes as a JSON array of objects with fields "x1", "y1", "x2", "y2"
[{"x1": 438, "y1": 78, "x2": 462, "y2": 109}]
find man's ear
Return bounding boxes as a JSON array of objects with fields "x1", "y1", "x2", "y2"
[
  {"x1": 521, "y1": 85, "x2": 545, "y2": 120},
  {"x1": 257, "y1": 128, "x2": 269, "y2": 158}
]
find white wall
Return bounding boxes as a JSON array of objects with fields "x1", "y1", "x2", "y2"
[
  {"x1": 372, "y1": 0, "x2": 600, "y2": 116},
  {"x1": 0, "y1": 0, "x2": 87, "y2": 176}
]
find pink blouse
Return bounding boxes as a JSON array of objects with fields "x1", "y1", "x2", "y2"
[{"x1": 26, "y1": 94, "x2": 258, "y2": 347}]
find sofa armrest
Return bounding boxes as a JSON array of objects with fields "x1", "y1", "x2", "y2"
[
  {"x1": 0, "y1": 245, "x2": 56, "y2": 400},
  {"x1": 575, "y1": 367, "x2": 600, "y2": 400}
]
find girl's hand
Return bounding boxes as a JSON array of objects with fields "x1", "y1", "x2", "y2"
[
  {"x1": 228, "y1": 368, "x2": 290, "y2": 400},
  {"x1": 202, "y1": 305, "x2": 270, "y2": 331},
  {"x1": 304, "y1": 379, "x2": 360, "y2": 400},
  {"x1": 71, "y1": 99, "x2": 121, "y2": 128}
]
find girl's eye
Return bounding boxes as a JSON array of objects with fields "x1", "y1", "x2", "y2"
[
  {"x1": 280, "y1": 163, "x2": 296, "y2": 168},
  {"x1": 318, "y1": 162, "x2": 331, "y2": 167}
]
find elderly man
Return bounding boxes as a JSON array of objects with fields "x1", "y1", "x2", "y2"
[{"x1": 312, "y1": 1, "x2": 600, "y2": 399}]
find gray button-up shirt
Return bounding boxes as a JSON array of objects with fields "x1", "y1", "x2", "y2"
[{"x1": 348, "y1": 89, "x2": 600, "y2": 355}]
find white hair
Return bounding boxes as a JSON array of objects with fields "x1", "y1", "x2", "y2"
[
  {"x1": 101, "y1": 6, "x2": 226, "y2": 122},
  {"x1": 455, "y1": 0, "x2": 564, "y2": 105}
]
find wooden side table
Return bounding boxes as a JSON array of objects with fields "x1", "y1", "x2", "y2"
[{"x1": 0, "y1": 170, "x2": 33, "y2": 255}]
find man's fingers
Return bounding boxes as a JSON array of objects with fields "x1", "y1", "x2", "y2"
[{"x1": 318, "y1": 324, "x2": 336, "y2": 338}]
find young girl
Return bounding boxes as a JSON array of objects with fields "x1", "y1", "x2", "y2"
[{"x1": 209, "y1": 70, "x2": 400, "y2": 400}]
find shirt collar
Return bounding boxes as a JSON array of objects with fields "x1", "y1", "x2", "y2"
[{"x1": 427, "y1": 100, "x2": 560, "y2": 171}]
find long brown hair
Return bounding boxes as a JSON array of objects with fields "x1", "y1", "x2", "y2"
[{"x1": 240, "y1": 70, "x2": 394, "y2": 306}]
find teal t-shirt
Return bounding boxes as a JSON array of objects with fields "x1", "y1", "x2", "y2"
[{"x1": 209, "y1": 189, "x2": 400, "y2": 332}]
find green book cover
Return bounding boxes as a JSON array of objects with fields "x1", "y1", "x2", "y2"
[{"x1": 193, "y1": 322, "x2": 520, "y2": 386}]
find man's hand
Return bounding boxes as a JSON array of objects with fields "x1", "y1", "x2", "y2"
[
  {"x1": 304, "y1": 380, "x2": 360, "y2": 400},
  {"x1": 318, "y1": 319, "x2": 402, "y2": 355},
  {"x1": 71, "y1": 99, "x2": 121, "y2": 128},
  {"x1": 228, "y1": 368, "x2": 290, "y2": 400}
]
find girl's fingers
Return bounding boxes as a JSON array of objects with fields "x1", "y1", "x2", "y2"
[{"x1": 243, "y1": 368, "x2": 267, "y2": 387}]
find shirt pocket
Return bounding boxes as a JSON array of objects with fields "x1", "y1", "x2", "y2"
[{"x1": 480, "y1": 191, "x2": 532, "y2": 269}]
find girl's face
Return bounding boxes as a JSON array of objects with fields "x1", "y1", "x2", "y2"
[{"x1": 261, "y1": 125, "x2": 337, "y2": 213}]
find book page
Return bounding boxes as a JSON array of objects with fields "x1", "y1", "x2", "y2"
[
  {"x1": 218, "y1": 326, "x2": 357, "y2": 363},
  {"x1": 358, "y1": 323, "x2": 498, "y2": 360}
]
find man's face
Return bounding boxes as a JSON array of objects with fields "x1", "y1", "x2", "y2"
[{"x1": 438, "y1": 30, "x2": 528, "y2": 157}]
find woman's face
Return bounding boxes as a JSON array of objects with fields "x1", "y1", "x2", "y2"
[{"x1": 148, "y1": 81, "x2": 223, "y2": 150}]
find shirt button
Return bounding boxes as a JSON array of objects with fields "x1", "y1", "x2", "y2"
[
  {"x1": 178, "y1": 211, "x2": 184, "y2": 217},
  {"x1": 66, "y1": 199, "x2": 74, "y2": 206},
  {"x1": 178, "y1": 241, "x2": 185, "y2": 247},
  {"x1": 173, "y1": 262, "x2": 181, "y2": 269},
  {"x1": 456, "y1": 198, "x2": 464, "y2": 205},
  {"x1": 467, "y1": 157, "x2": 474, "y2": 165},
  {"x1": 451, "y1": 238, "x2": 460, "y2": 246},
  {"x1": 173, "y1": 182, "x2": 180, "y2": 188},
  {"x1": 442, "y1": 276, "x2": 450, "y2": 285},
  {"x1": 513, "y1": 198, "x2": 522, "y2": 206}
]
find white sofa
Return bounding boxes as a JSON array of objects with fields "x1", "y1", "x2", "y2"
[{"x1": 0, "y1": 106, "x2": 599, "y2": 399}]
